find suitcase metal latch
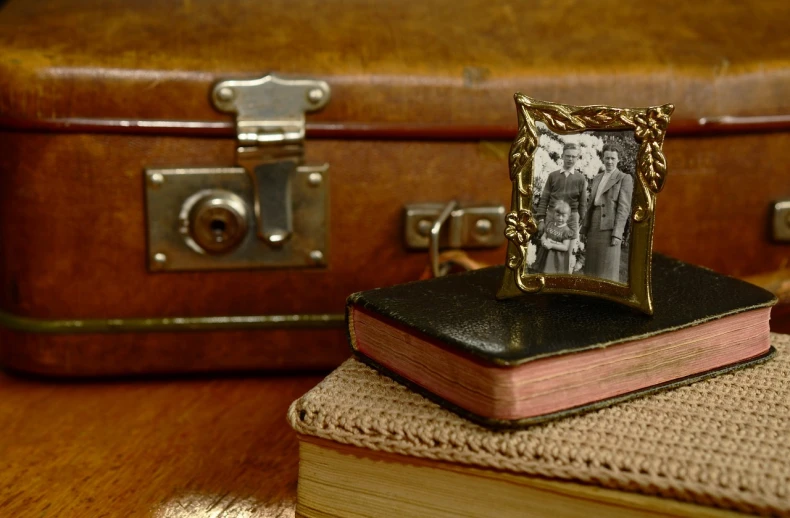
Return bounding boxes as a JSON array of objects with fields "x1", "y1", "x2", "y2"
[
  {"x1": 145, "y1": 74, "x2": 330, "y2": 271},
  {"x1": 404, "y1": 201, "x2": 506, "y2": 277}
]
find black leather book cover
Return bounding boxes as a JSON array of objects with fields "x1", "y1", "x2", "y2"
[
  {"x1": 346, "y1": 255, "x2": 777, "y2": 427},
  {"x1": 347, "y1": 254, "x2": 777, "y2": 366}
]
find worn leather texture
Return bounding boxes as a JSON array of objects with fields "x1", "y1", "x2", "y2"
[
  {"x1": 348, "y1": 254, "x2": 777, "y2": 365},
  {"x1": 2, "y1": 0, "x2": 790, "y2": 124}
]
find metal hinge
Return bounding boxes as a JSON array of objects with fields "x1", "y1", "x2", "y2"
[
  {"x1": 211, "y1": 74, "x2": 330, "y2": 247},
  {"x1": 145, "y1": 74, "x2": 331, "y2": 271}
]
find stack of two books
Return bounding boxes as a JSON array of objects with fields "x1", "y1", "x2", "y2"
[{"x1": 288, "y1": 256, "x2": 789, "y2": 517}]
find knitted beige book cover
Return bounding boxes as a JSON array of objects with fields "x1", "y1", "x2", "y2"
[{"x1": 289, "y1": 334, "x2": 790, "y2": 516}]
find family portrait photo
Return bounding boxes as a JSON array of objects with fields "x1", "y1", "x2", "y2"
[{"x1": 526, "y1": 122, "x2": 637, "y2": 285}]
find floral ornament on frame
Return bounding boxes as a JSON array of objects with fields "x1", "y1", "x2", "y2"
[{"x1": 496, "y1": 95, "x2": 674, "y2": 315}]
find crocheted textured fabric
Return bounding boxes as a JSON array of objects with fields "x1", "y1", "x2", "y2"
[{"x1": 288, "y1": 334, "x2": 790, "y2": 516}]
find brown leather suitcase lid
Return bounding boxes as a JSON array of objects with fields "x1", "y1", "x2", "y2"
[{"x1": 1, "y1": 0, "x2": 790, "y2": 134}]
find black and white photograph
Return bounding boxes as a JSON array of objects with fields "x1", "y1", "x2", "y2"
[{"x1": 526, "y1": 122, "x2": 637, "y2": 285}]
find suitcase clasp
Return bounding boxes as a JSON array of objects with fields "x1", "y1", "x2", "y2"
[
  {"x1": 144, "y1": 74, "x2": 331, "y2": 271},
  {"x1": 212, "y1": 74, "x2": 330, "y2": 248},
  {"x1": 404, "y1": 201, "x2": 506, "y2": 277}
]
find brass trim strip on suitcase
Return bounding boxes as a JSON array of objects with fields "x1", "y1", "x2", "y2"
[
  {"x1": 0, "y1": 309, "x2": 345, "y2": 334},
  {"x1": 4, "y1": 115, "x2": 790, "y2": 138}
]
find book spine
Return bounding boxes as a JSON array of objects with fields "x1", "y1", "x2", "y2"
[{"x1": 345, "y1": 293, "x2": 363, "y2": 354}]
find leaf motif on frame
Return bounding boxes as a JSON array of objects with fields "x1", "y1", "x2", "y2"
[
  {"x1": 540, "y1": 107, "x2": 586, "y2": 133},
  {"x1": 638, "y1": 141, "x2": 667, "y2": 193},
  {"x1": 648, "y1": 141, "x2": 668, "y2": 192},
  {"x1": 575, "y1": 107, "x2": 619, "y2": 126},
  {"x1": 524, "y1": 129, "x2": 538, "y2": 155}
]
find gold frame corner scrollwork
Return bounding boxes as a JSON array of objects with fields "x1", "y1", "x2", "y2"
[{"x1": 496, "y1": 94, "x2": 674, "y2": 315}]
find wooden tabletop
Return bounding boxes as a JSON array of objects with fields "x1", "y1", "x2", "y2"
[
  {"x1": 0, "y1": 369, "x2": 325, "y2": 517},
  {"x1": 2, "y1": 306, "x2": 789, "y2": 517}
]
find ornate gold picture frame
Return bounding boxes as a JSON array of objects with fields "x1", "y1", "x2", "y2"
[{"x1": 497, "y1": 95, "x2": 673, "y2": 315}]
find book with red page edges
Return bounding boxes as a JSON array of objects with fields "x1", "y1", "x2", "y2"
[{"x1": 347, "y1": 254, "x2": 777, "y2": 427}]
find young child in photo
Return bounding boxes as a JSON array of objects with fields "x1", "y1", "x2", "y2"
[{"x1": 535, "y1": 200, "x2": 574, "y2": 274}]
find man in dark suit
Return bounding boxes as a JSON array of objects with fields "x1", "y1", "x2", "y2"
[
  {"x1": 536, "y1": 142, "x2": 588, "y2": 273},
  {"x1": 581, "y1": 143, "x2": 633, "y2": 282}
]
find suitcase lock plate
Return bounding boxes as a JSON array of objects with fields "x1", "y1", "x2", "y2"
[{"x1": 145, "y1": 74, "x2": 330, "y2": 271}]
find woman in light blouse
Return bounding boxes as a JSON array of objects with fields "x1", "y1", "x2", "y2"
[{"x1": 581, "y1": 143, "x2": 633, "y2": 283}]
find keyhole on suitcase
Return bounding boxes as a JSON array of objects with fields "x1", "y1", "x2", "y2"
[
  {"x1": 211, "y1": 219, "x2": 226, "y2": 236},
  {"x1": 185, "y1": 189, "x2": 249, "y2": 255}
]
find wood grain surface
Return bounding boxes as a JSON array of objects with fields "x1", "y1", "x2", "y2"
[
  {"x1": 0, "y1": 370, "x2": 322, "y2": 517},
  {"x1": 4, "y1": 332, "x2": 790, "y2": 517}
]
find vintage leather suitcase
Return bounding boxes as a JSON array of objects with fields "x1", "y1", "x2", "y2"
[{"x1": 1, "y1": 0, "x2": 789, "y2": 376}]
